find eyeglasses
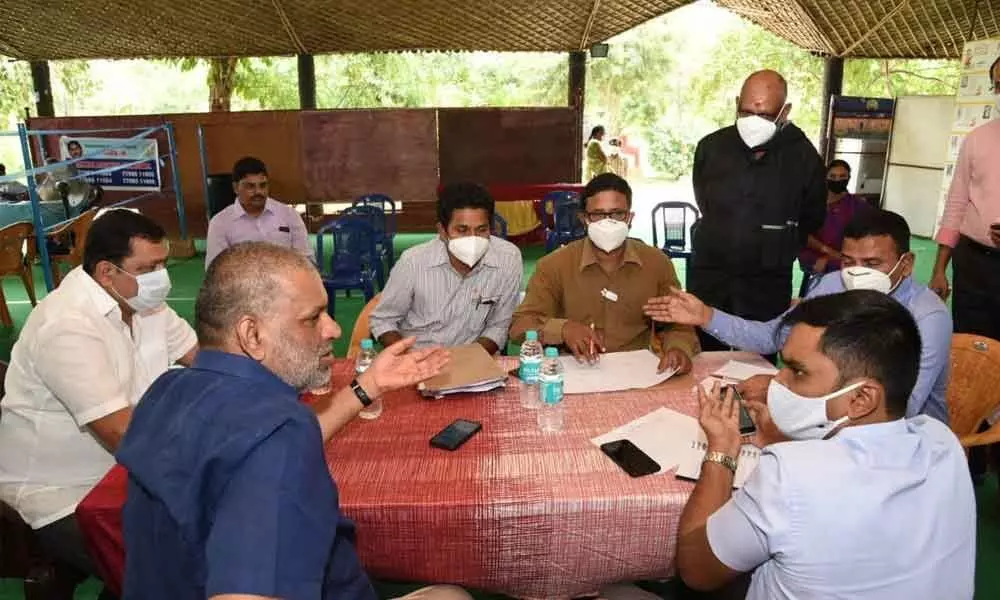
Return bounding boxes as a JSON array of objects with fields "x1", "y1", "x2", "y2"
[{"x1": 583, "y1": 210, "x2": 629, "y2": 223}]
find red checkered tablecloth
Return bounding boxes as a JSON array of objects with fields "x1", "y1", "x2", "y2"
[{"x1": 77, "y1": 351, "x2": 767, "y2": 598}]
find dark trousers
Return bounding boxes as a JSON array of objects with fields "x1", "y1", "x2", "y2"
[
  {"x1": 953, "y1": 236, "x2": 1000, "y2": 481},
  {"x1": 953, "y1": 236, "x2": 1000, "y2": 341},
  {"x1": 34, "y1": 514, "x2": 117, "y2": 600}
]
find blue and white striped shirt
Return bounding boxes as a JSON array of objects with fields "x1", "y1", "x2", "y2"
[{"x1": 370, "y1": 236, "x2": 522, "y2": 349}]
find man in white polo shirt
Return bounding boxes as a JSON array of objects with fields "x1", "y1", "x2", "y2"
[{"x1": 0, "y1": 209, "x2": 197, "y2": 590}]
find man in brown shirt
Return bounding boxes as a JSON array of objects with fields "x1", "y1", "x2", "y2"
[{"x1": 510, "y1": 173, "x2": 699, "y2": 373}]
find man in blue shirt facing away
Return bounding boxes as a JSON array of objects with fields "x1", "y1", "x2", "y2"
[
  {"x1": 644, "y1": 209, "x2": 951, "y2": 423},
  {"x1": 117, "y1": 242, "x2": 469, "y2": 600}
]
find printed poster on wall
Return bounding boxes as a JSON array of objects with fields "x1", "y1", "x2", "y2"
[
  {"x1": 936, "y1": 38, "x2": 1000, "y2": 231},
  {"x1": 59, "y1": 136, "x2": 161, "y2": 192}
]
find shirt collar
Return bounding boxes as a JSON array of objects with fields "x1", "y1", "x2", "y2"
[
  {"x1": 836, "y1": 417, "x2": 908, "y2": 442},
  {"x1": 64, "y1": 265, "x2": 125, "y2": 321},
  {"x1": 431, "y1": 236, "x2": 500, "y2": 270},
  {"x1": 579, "y1": 238, "x2": 643, "y2": 272},
  {"x1": 891, "y1": 275, "x2": 916, "y2": 303},
  {"x1": 232, "y1": 198, "x2": 275, "y2": 221},
  {"x1": 192, "y1": 349, "x2": 298, "y2": 395}
]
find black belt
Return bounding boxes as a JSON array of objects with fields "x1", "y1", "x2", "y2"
[{"x1": 960, "y1": 235, "x2": 1000, "y2": 258}]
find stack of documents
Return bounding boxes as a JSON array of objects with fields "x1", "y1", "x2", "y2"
[
  {"x1": 418, "y1": 343, "x2": 507, "y2": 397},
  {"x1": 711, "y1": 360, "x2": 778, "y2": 382},
  {"x1": 591, "y1": 407, "x2": 760, "y2": 488},
  {"x1": 558, "y1": 349, "x2": 678, "y2": 395}
]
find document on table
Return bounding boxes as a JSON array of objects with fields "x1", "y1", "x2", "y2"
[
  {"x1": 591, "y1": 407, "x2": 701, "y2": 473},
  {"x1": 712, "y1": 360, "x2": 778, "y2": 382},
  {"x1": 558, "y1": 349, "x2": 678, "y2": 394}
]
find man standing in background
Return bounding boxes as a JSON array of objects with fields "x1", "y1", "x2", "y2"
[
  {"x1": 930, "y1": 55, "x2": 1000, "y2": 343},
  {"x1": 689, "y1": 70, "x2": 826, "y2": 356},
  {"x1": 204, "y1": 156, "x2": 313, "y2": 267}
]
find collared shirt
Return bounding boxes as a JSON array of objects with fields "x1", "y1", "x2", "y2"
[
  {"x1": 369, "y1": 236, "x2": 522, "y2": 349},
  {"x1": 936, "y1": 118, "x2": 1000, "y2": 248},
  {"x1": 0, "y1": 266, "x2": 196, "y2": 528},
  {"x1": 510, "y1": 238, "x2": 698, "y2": 357},
  {"x1": 117, "y1": 350, "x2": 375, "y2": 600},
  {"x1": 703, "y1": 274, "x2": 951, "y2": 423},
  {"x1": 706, "y1": 417, "x2": 975, "y2": 600},
  {"x1": 205, "y1": 197, "x2": 312, "y2": 267}
]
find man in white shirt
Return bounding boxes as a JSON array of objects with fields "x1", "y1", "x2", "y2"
[
  {"x1": 204, "y1": 156, "x2": 313, "y2": 267},
  {"x1": 0, "y1": 209, "x2": 197, "y2": 589},
  {"x1": 676, "y1": 290, "x2": 975, "y2": 600}
]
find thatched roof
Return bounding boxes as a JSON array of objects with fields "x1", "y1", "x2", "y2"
[
  {"x1": 1, "y1": 0, "x2": 997, "y2": 61},
  {"x1": 718, "y1": 0, "x2": 1000, "y2": 59}
]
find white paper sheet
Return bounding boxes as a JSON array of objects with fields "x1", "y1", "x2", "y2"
[
  {"x1": 558, "y1": 349, "x2": 678, "y2": 394},
  {"x1": 711, "y1": 360, "x2": 778, "y2": 382},
  {"x1": 591, "y1": 407, "x2": 701, "y2": 474}
]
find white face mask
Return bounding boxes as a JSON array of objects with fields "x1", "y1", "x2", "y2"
[
  {"x1": 767, "y1": 379, "x2": 864, "y2": 440},
  {"x1": 587, "y1": 218, "x2": 629, "y2": 252},
  {"x1": 113, "y1": 266, "x2": 172, "y2": 313},
  {"x1": 736, "y1": 114, "x2": 778, "y2": 149},
  {"x1": 447, "y1": 235, "x2": 489, "y2": 268},
  {"x1": 840, "y1": 255, "x2": 905, "y2": 294}
]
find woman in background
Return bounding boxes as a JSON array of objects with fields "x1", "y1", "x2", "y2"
[
  {"x1": 584, "y1": 126, "x2": 608, "y2": 182},
  {"x1": 798, "y1": 159, "x2": 870, "y2": 297}
]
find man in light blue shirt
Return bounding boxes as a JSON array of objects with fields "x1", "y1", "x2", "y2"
[
  {"x1": 676, "y1": 290, "x2": 975, "y2": 599},
  {"x1": 644, "y1": 209, "x2": 951, "y2": 423}
]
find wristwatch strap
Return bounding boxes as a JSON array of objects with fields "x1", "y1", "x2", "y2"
[
  {"x1": 703, "y1": 451, "x2": 738, "y2": 475},
  {"x1": 351, "y1": 378, "x2": 373, "y2": 407}
]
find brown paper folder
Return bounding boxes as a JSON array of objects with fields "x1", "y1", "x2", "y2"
[{"x1": 417, "y1": 343, "x2": 508, "y2": 397}]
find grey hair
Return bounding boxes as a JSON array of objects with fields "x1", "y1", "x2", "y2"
[{"x1": 195, "y1": 242, "x2": 315, "y2": 348}]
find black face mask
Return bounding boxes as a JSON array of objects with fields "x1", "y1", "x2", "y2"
[{"x1": 827, "y1": 179, "x2": 849, "y2": 194}]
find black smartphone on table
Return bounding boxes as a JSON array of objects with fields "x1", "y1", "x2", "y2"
[
  {"x1": 600, "y1": 439, "x2": 661, "y2": 477},
  {"x1": 430, "y1": 419, "x2": 482, "y2": 451},
  {"x1": 724, "y1": 386, "x2": 756, "y2": 435}
]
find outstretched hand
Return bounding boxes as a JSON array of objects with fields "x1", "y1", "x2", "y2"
[
  {"x1": 643, "y1": 287, "x2": 712, "y2": 327},
  {"x1": 363, "y1": 337, "x2": 450, "y2": 398}
]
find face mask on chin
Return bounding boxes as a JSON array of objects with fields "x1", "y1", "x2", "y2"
[
  {"x1": 587, "y1": 218, "x2": 629, "y2": 253},
  {"x1": 447, "y1": 235, "x2": 490, "y2": 267},
  {"x1": 767, "y1": 379, "x2": 865, "y2": 440},
  {"x1": 840, "y1": 254, "x2": 906, "y2": 294}
]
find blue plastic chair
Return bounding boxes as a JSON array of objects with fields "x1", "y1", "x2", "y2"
[
  {"x1": 492, "y1": 213, "x2": 509, "y2": 239},
  {"x1": 652, "y1": 201, "x2": 701, "y2": 285},
  {"x1": 340, "y1": 205, "x2": 390, "y2": 287},
  {"x1": 315, "y1": 217, "x2": 379, "y2": 317},
  {"x1": 541, "y1": 191, "x2": 585, "y2": 252},
  {"x1": 352, "y1": 193, "x2": 397, "y2": 266}
]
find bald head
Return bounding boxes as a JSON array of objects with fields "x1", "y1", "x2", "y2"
[
  {"x1": 738, "y1": 70, "x2": 790, "y2": 120},
  {"x1": 196, "y1": 242, "x2": 317, "y2": 348}
]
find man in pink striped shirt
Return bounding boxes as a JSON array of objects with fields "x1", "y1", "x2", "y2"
[{"x1": 930, "y1": 55, "x2": 1000, "y2": 342}]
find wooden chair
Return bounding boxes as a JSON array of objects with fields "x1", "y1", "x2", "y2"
[
  {"x1": 0, "y1": 223, "x2": 37, "y2": 327},
  {"x1": 947, "y1": 334, "x2": 1000, "y2": 449},
  {"x1": 347, "y1": 293, "x2": 381, "y2": 358},
  {"x1": 46, "y1": 209, "x2": 97, "y2": 288}
]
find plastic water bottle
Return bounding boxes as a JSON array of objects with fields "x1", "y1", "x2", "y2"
[
  {"x1": 356, "y1": 339, "x2": 383, "y2": 420},
  {"x1": 519, "y1": 330, "x2": 544, "y2": 409},
  {"x1": 537, "y1": 347, "x2": 565, "y2": 433}
]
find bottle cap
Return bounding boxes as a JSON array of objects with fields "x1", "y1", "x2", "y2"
[
  {"x1": 525, "y1": 330, "x2": 538, "y2": 342},
  {"x1": 361, "y1": 339, "x2": 374, "y2": 350},
  {"x1": 544, "y1": 347, "x2": 558, "y2": 358}
]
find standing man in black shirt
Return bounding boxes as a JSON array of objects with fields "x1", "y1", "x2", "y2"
[{"x1": 689, "y1": 69, "x2": 826, "y2": 355}]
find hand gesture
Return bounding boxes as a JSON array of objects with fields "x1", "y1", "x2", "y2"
[
  {"x1": 735, "y1": 374, "x2": 772, "y2": 405},
  {"x1": 563, "y1": 321, "x2": 604, "y2": 364},
  {"x1": 658, "y1": 348, "x2": 692, "y2": 375},
  {"x1": 643, "y1": 287, "x2": 712, "y2": 327},
  {"x1": 929, "y1": 270, "x2": 951, "y2": 301},
  {"x1": 697, "y1": 381, "x2": 742, "y2": 457},
  {"x1": 743, "y1": 398, "x2": 788, "y2": 447},
  {"x1": 364, "y1": 337, "x2": 449, "y2": 397}
]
